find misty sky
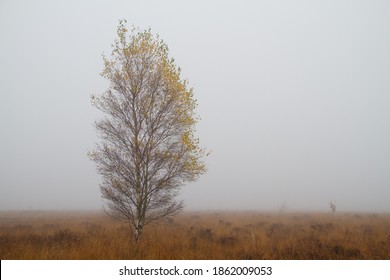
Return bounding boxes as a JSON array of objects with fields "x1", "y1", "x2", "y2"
[{"x1": 1, "y1": 0, "x2": 389, "y2": 212}]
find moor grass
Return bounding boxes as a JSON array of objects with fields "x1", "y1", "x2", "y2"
[{"x1": 0, "y1": 211, "x2": 389, "y2": 260}]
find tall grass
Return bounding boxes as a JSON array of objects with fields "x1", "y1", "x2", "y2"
[{"x1": 0, "y1": 211, "x2": 389, "y2": 259}]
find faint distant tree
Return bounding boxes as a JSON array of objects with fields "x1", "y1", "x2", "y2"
[
  {"x1": 278, "y1": 201, "x2": 287, "y2": 215},
  {"x1": 89, "y1": 20, "x2": 206, "y2": 241},
  {"x1": 329, "y1": 201, "x2": 336, "y2": 214}
]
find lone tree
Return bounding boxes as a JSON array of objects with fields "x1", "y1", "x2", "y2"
[{"x1": 89, "y1": 21, "x2": 206, "y2": 241}]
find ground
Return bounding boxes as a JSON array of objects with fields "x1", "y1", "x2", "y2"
[{"x1": 0, "y1": 211, "x2": 389, "y2": 259}]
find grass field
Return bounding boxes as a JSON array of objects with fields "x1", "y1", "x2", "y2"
[{"x1": 0, "y1": 211, "x2": 389, "y2": 259}]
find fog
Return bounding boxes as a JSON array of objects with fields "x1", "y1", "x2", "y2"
[{"x1": 1, "y1": 0, "x2": 389, "y2": 212}]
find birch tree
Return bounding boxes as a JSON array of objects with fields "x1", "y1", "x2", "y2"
[{"x1": 89, "y1": 20, "x2": 206, "y2": 241}]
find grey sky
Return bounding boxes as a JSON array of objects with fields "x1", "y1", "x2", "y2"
[{"x1": 1, "y1": 0, "x2": 389, "y2": 212}]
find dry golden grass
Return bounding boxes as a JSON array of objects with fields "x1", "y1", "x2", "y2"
[{"x1": 0, "y1": 210, "x2": 389, "y2": 259}]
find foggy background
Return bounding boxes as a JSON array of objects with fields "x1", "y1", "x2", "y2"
[{"x1": 1, "y1": 0, "x2": 389, "y2": 212}]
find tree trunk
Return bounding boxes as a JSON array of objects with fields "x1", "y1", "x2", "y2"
[{"x1": 134, "y1": 225, "x2": 142, "y2": 242}]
